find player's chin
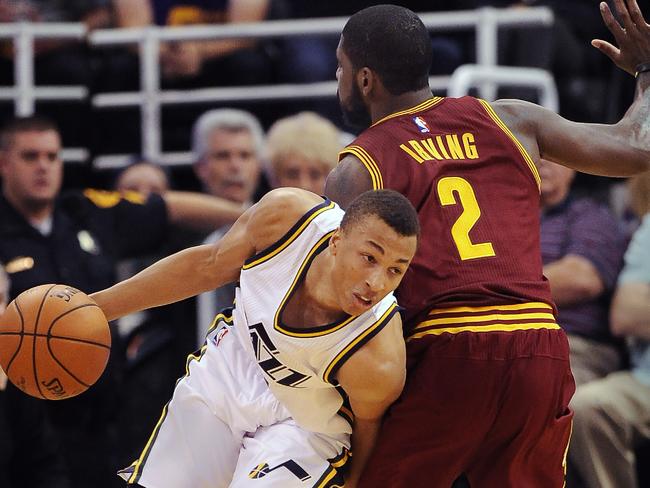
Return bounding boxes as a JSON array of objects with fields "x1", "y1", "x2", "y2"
[{"x1": 345, "y1": 294, "x2": 373, "y2": 316}]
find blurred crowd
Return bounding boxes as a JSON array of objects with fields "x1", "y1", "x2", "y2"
[{"x1": 0, "y1": 1, "x2": 648, "y2": 488}]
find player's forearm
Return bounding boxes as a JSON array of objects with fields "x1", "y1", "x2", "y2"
[
  {"x1": 91, "y1": 245, "x2": 221, "y2": 321},
  {"x1": 163, "y1": 191, "x2": 244, "y2": 231},
  {"x1": 610, "y1": 283, "x2": 650, "y2": 340},
  {"x1": 617, "y1": 71, "x2": 650, "y2": 168},
  {"x1": 346, "y1": 417, "x2": 383, "y2": 487},
  {"x1": 543, "y1": 255, "x2": 604, "y2": 306}
]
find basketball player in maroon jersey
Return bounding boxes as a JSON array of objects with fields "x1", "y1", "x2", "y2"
[{"x1": 325, "y1": 2, "x2": 650, "y2": 487}]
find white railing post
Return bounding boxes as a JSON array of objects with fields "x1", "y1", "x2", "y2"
[
  {"x1": 448, "y1": 65, "x2": 559, "y2": 112},
  {"x1": 140, "y1": 28, "x2": 161, "y2": 162},
  {"x1": 476, "y1": 8, "x2": 498, "y2": 101},
  {"x1": 14, "y1": 22, "x2": 35, "y2": 115}
]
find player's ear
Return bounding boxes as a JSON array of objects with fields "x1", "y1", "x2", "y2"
[
  {"x1": 329, "y1": 228, "x2": 342, "y2": 255},
  {"x1": 357, "y1": 68, "x2": 374, "y2": 96}
]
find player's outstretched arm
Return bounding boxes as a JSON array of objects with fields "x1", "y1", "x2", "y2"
[
  {"x1": 336, "y1": 314, "x2": 406, "y2": 487},
  {"x1": 494, "y1": 0, "x2": 650, "y2": 177},
  {"x1": 92, "y1": 188, "x2": 322, "y2": 321}
]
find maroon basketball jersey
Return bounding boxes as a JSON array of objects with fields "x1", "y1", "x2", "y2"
[{"x1": 340, "y1": 96, "x2": 554, "y2": 331}]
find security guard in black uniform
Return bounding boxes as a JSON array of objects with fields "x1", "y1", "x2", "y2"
[{"x1": 0, "y1": 116, "x2": 243, "y2": 488}]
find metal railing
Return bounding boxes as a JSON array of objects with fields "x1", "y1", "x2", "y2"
[
  {"x1": 0, "y1": 21, "x2": 88, "y2": 162},
  {"x1": 0, "y1": 7, "x2": 555, "y2": 167},
  {"x1": 448, "y1": 65, "x2": 559, "y2": 112}
]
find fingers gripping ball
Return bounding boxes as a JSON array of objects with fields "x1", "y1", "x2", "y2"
[{"x1": 0, "y1": 284, "x2": 111, "y2": 400}]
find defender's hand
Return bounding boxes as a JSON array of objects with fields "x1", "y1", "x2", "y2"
[{"x1": 592, "y1": 0, "x2": 650, "y2": 76}]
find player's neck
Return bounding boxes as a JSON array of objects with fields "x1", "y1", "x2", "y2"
[
  {"x1": 371, "y1": 87, "x2": 434, "y2": 124},
  {"x1": 302, "y1": 250, "x2": 347, "y2": 319}
]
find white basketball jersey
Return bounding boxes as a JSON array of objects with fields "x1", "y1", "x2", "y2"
[{"x1": 230, "y1": 198, "x2": 399, "y2": 437}]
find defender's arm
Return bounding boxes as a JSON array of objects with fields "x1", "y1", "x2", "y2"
[
  {"x1": 324, "y1": 154, "x2": 374, "y2": 210},
  {"x1": 494, "y1": 0, "x2": 650, "y2": 177}
]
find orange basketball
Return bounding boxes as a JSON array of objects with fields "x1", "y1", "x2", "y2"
[{"x1": 0, "y1": 284, "x2": 111, "y2": 400}]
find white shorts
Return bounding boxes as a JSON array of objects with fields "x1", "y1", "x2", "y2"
[{"x1": 118, "y1": 321, "x2": 349, "y2": 488}]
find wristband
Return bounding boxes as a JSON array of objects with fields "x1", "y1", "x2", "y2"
[{"x1": 635, "y1": 62, "x2": 650, "y2": 78}]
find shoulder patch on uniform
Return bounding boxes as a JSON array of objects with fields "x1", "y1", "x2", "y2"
[
  {"x1": 83, "y1": 189, "x2": 146, "y2": 208},
  {"x1": 4, "y1": 256, "x2": 35, "y2": 274}
]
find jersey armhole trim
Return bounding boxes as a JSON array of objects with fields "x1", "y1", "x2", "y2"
[
  {"x1": 322, "y1": 302, "x2": 399, "y2": 385},
  {"x1": 242, "y1": 199, "x2": 335, "y2": 270},
  {"x1": 339, "y1": 146, "x2": 383, "y2": 190},
  {"x1": 478, "y1": 99, "x2": 541, "y2": 192}
]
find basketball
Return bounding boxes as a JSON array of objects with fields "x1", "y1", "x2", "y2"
[{"x1": 0, "y1": 284, "x2": 111, "y2": 400}]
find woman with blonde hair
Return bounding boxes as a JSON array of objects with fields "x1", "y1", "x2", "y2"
[{"x1": 265, "y1": 112, "x2": 343, "y2": 194}]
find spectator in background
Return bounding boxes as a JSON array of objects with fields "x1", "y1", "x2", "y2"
[
  {"x1": 0, "y1": 266, "x2": 71, "y2": 488},
  {"x1": 265, "y1": 111, "x2": 342, "y2": 194},
  {"x1": 112, "y1": 0, "x2": 274, "y2": 85},
  {"x1": 539, "y1": 158, "x2": 626, "y2": 387},
  {"x1": 193, "y1": 108, "x2": 263, "y2": 341},
  {"x1": 0, "y1": 115, "x2": 242, "y2": 488},
  {"x1": 115, "y1": 159, "x2": 171, "y2": 197},
  {"x1": 568, "y1": 171, "x2": 650, "y2": 488}
]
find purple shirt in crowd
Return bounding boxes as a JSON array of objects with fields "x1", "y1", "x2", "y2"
[{"x1": 540, "y1": 196, "x2": 626, "y2": 343}]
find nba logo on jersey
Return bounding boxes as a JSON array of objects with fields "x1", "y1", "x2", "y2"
[{"x1": 413, "y1": 116, "x2": 430, "y2": 133}]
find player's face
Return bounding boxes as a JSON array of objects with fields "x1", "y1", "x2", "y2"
[
  {"x1": 0, "y1": 130, "x2": 63, "y2": 209},
  {"x1": 336, "y1": 37, "x2": 372, "y2": 130},
  {"x1": 272, "y1": 155, "x2": 329, "y2": 194},
  {"x1": 330, "y1": 215, "x2": 417, "y2": 316},
  {"x1": 195, "y1": 128, "x2": 260, "y2": 204}
]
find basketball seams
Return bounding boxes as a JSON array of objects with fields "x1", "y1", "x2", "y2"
[
  {"x1": 33, "y1": 284, "x2": 57, "y2": 399},
  {"x1": 32, "y1": 285, "x2": 59, "y2": 398},
  {"x1": 1, "y1": 285, "x2": 111, "y2": 400},
  {"x1": 4, "y1": 299, "x2": 25, "y2": 375},
  {"x1": 42, "y1": 334, "x2": 91, "y2": 389},
  {"x1": 45, "y1": 303, "x2": 110, "y2": 392},
  {"x1": 0, "y1": 331, "x2": 110, "y2": 349}
]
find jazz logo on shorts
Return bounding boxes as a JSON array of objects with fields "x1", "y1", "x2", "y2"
[
  {"x1": 413, "y1": 116, "x2": 430, "y2": 133},
  {"x1": 248, "y1": 460, "x2": 311, "y2": 482}
]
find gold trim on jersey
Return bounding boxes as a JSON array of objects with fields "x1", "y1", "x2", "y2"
[
  {"x1": 243, "y1": 200, "x2": 336, "y2": 270},
  {"x1": 425, "y1": 301, "x2": 553, "y2": 315},
  {"x1": 123, "y1": 312, "x2": 227, "y2": 484},
  {"x1": 323, "y1": 302, "x2": 399, "y2": 384},
  {"x1": 339, "y1": 145, "x2": 383, "y2": 190},
  {"x1": 408, "y1": 301, "x2": 558, "y2": 341},
  {"x1": 371, "y1": 96, "x2": 444, "y2": 127},
  {"x1": 206, "y1": 311, "x2": 234, "y2": 336},
  {"x1": 477, "y1": 99, "x2": 541, "y2": 191},
  {"x1": 274, "y1": 231, "x2": 358, "y2": 337}
]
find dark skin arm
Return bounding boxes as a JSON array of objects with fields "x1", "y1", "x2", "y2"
[{"x1": 494, "y1": 0, "x2": 650, "y2": 176}]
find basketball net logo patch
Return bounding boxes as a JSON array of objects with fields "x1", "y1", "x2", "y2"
[
  {"x1": 413, "y1": 116, "x2": 430, "y2": 133},
  {"x1": 248, "y1": 460, "x2": 311, "y2": 482}
]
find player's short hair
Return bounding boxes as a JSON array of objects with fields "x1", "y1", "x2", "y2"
[
  {"x1": 341, "y1": 189, "x2": 420, "y2": 239},
  {"x1": 341, "y1": 5, "x2": 432, "y2": 96},
  {"x1": 265, "y1": 112, "x2": 342, "y2": 176},
  {"x1": 0, "y1": 115, "x2": 60, "y2": 149},
  {"x1": 192, "y1": 108, "x2": 265, "y2": 160}
]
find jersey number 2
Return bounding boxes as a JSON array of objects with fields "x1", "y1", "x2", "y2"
[{"x1": 437, "y1": 176, "x2": 495, "y2": 261}]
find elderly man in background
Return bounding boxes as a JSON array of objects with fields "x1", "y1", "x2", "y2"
[
  {"x1": 538, "y1": 158, "x2": 626, "y2": 387},
  {"x1": 193, "y1": 108, "x2": 264, "y2": 341}
]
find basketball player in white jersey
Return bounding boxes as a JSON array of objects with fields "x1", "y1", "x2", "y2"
[{"x1": 92, "y1": 188, "x2": 420, "y2": 488}]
